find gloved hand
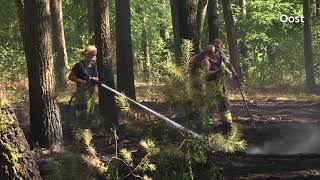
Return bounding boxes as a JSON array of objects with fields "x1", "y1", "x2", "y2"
[{"x1": 89, "y1": 77, "x2": 102, "y2": 85}]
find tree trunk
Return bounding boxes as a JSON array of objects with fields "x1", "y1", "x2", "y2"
[
  {"x1": 170, "y1": 0, "x2": 199, "y2": 64},
  {"x1": 316, "y1": 0, "x2": 320, "y2": 16},
  {"x1": 116, "y1": 0, "x2": 136, "y2": 100},
  {"x1": 170, "y1": 0, "x2": 182, "y2": 63},
  {"x1": 239, "y1": 0, "x2": 248, "y2": 58},
  {"x1": 160, "y1": 0, "x2": 170, "y2": 41},
  {"x1": 93, "y1": 0, "x2": 119, "y2": 128},
  {"x1": 88, "y1": 0, "x2": 94, "y2": 33},
  {"x1": 15, "y1": 0, "x2": 25, "y2": 50},
  {"x1": 197, "y1": 0, "x2": 208, "y2": 45},
  {"x1": 50, "y1": 0, "x2": 69, "y2": 90},
  {"x1": 303, "y1": 0, "x2": 316, "y2": 88},
  {"x1": 0, "y1": 104, "x2": 41, "y2": 179},
  {"x1": 207, "y1": 0, "x2": 219, "y2": 43},
  {"x1": 222, "y1": 0, "x2": 241, "y2": 75},
  {"x1": 240, "y1": 0, "x2": 246, "y2": 18},
  {"x1": 142, "y1": 17, "x2": 151, "y2": 75},
  {"x1": 24, "y1": 0, "x2": 63, "y2": 147}
]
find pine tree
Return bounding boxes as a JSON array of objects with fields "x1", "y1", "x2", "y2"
[{"x1": 24, "y1": 0, "x2": 63, "y2": 147}]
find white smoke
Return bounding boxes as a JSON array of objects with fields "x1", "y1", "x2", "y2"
[{"x1": 246, "y1": 125, "x2": 320, "y2": 154}]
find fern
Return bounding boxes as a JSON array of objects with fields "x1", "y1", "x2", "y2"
[
  {"x1": 115, "y1": 93, "x2": 133, "y2": 118},
  {"x1": 207, "y1": 124, "x2": 247, "y2": 153}
]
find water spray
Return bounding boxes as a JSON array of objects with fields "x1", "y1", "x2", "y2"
[{"x1": 100, "y1": 83, "x2": 202, "y2": 139}]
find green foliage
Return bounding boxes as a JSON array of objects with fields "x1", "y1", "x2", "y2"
[
  {"x1": 131, "y1": 0, "x2": 173, "y2": 80},
  {"x1": 207, "y1": 124, "x2": 247, "y2": 153},
  {"x1": 159, "y1": 39, "x2": 246, "y2": 150},
  {"x1": 115, "y1": 93, "x2": 132, "y2": 117},
  {"x1": 232, "y1": 0, "x2": 319, "y2": 85},
  {"x1": 0, "y1": 0, "x2": 26, "y2": 80},
  {"x1": 62, "y1": 0, "x2": 91, "y2": 67},
  {"x1": 76, "y1": 127, "x2": 160, "y2": 179}
]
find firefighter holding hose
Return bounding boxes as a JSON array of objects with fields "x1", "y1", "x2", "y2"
[
  {"x1": 195, "y1": 39, "x2": 239, "y2": 131},
  {"x1": 68, "y1": 45, "x2": 100, "y2": 130}
]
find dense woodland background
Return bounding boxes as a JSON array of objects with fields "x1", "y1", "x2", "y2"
[
  {"x1": 1, "y1": 0, "x2": 320, "y2": 179},
  {"x1": 1, "y1": 0, "x2": 319, "y2": 88}
]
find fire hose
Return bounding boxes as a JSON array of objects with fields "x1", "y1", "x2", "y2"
[{"x1": 99, "y1": 83, "x2": 202, "y2": 139}]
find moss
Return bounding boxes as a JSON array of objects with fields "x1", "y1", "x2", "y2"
[
  {"x1": 0, "y1": 110, "x2": 15, "y2": 132},
  {"x1": 0, "y1": 110, "x2": 23, "y2": 179}
]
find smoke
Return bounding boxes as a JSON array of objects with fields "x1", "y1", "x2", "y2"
[{"x1": 246, "y1": 124, "x2": 320, "y2": 154}]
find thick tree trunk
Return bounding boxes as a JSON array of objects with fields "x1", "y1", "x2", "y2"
[
  {"x1": 0, "y1": 104, "x2": 41, "y2": 179},
  {"x1": 93, "y1": 0, "x2": 119, "y2": 127},
  {"x1": 50, "y1": 0, "x2": 69, "y2": 90},
  {"x1": 116, "y1": 0, "x2": 136, "y2": 100},
  {"x1": 196, "y1": 0, "x2": 208, "y2": 44},
  {"x1": 303, "y1": 0, "x2": 316, "y2": 88},
  {"x1": 222, "y1": 0, "x2": 241, "y2": 75},
  {"x1": 207, "y1": 0, "x2": 219, "y2": 43},
  {"x1": 170, "y1": 0, "x2": 199, "y2": 64},
  {"x1": 24, "y1": 0, "x2": 63, "y2": 147}
]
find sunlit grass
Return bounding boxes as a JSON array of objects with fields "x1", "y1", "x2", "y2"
[
  {"x1": 136, "y1": 82, "x2": 320, "y2": 102},
  {"x1": 228, "y1": 85, "x2": 320, "y2": 101}
]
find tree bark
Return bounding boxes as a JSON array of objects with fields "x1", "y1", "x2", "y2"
[
  {"x1": 93, "y1": 0, "x2": 119, "y2": 127},
  {"x1": 15, "y1": 0, "x2": 25, "y2": 49},
  {"x1": 239, "y1": 0, "x2": 248, "y2": 58},
  {"x1": 222, "y1": 0, "x2": 241, "y2": 75},
  {"x1": 197, "y1": 0, "x2": 208, "y2": 44},
  {"x1": 88, "y1": 0, "x2": 95, "y2": 33},
  {"x1": 207, "y1": 0, "x2": 219, "y2": 43},
  {"x1": 170, "y1": 0, "x2": 182, "y2": 63},
  {"x1": 303, "y1": 0, "x2": 316, "y2": 88},
  {"x1": 170, "y1": 0, "x2": 199, "y2": 64},
  {"x1": 142, "y1": 17, "x2": 151, "y2": 75},
  {"x1": 240, "y1": 0, "x2": 246, "y2": 18},
  {"x1": 160, "y1": 0, "x2": 170, "y2": 41},
  {"x1": 116, "y1": 0, "x2": 136, "y2": 100},
  {"x1": 0, "y1": 105, "x2": 41, "y2": 179},
  {"x1": 24, "y1": 0, "x2": 63, "y2": 147},
  {"x1": 316, "y1": 0, "x2": 320, "y2": 16},
  {"x1": 50, "y1": 0, "x2": 69, "y2": 90}
]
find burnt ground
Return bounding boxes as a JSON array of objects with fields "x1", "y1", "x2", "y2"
[
  {"x1": 123, "y1": 99, "x2": 320, "y2": 179},
  {"x1": 14, "y1": 98, "x2": 320, "y2": 179},
  {"x1": 214, "y1": 100, "x2": 320, "y2": 179}
]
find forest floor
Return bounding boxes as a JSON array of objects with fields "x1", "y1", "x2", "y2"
[
  {"x1": 10, "y1": 83, "x2": 320, "y2": 179},
  {"x1": 125, "y1": 98, "x2": 320, "y2": 179},
  {"x1": 217, "y1": 99, "x2": 320, "y2": 179}
]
